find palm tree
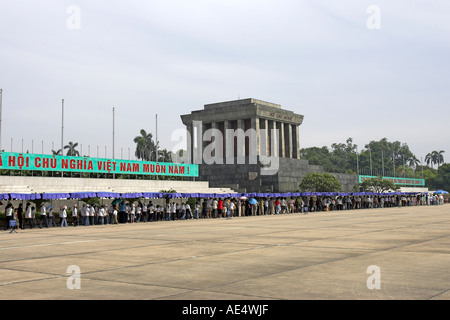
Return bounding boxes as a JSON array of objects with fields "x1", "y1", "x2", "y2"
[
  {"x1": 64, "y1": 141, "x2": 80, "y2": 157},
  {"x1": 425, "y1": 150, "x2": 445, "y2": 169},
  {"x1": 425, "y1": 152, "x2": 435, "y2": 168},
  {"x1": 134, "y1": 129, "x2": 157, "y2": 161},
  {"x1": 408, "y1": 155, "x2": 420, "y2": 169},
  {"x1": 437, "y1": 150, "x2": 445, "y2": 168},
  {"x1": 158, "y1": 148, "x2": 172, "y2": 163},
  {"x1": 52, "y1": 149, "x2": 62, "y2": 156}
]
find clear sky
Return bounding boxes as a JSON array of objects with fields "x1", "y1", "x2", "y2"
[{"x1": 0, "y1": 0, "x2": 448, "y2": 164}]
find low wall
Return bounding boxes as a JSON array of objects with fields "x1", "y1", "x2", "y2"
[{"x1": 0, "y1": 175, "x2": 234, "y2": 195}]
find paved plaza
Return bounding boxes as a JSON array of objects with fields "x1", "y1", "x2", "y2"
[{"x1": 0, "y1": 204, "x2": 449, "y2": 300}]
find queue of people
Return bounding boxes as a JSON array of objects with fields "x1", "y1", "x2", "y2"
[{"x1": 2, "y1": 192, "x2": 445, "y2": 231}]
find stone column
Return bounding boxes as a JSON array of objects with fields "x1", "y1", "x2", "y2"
[
  {"x1": 287, "y1": 123, "x2": 293, "y2": 158},
  {"x1": 293, "y1": 125, "x2": 300, "y2": 159},
  {"x1": 250, "y1": 117, "x2": 260, "y2": 162},
  {"x1": 234, "y1": 119, "x2": 246, "y2": 164},
  {"x1": 270, "y1": 120, "x2": 278, "y2": 158},
  {"x1": 210, "y1": 122, "x2": 220, "y2": 163},
  {"x1": 260, "y1": 118, "x2": 269, "y2": 156},
  {"x1": 278, "y1": 121, "x2": 285, "y2": 158}
]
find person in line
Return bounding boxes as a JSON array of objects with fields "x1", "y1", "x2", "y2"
[
  {"x1": 171, "y1": 202, "x2": 177, "y2": 221},
  {"x1": 148, "y1": 201, "x2": 154, "y2": 222},
  {"x1": 98, "y1": 205, "x2": 105, "y2": 225},
  {"x1": 4, "y1": 203, "x2": 14, "y2": 231},
  {"x1": 39, "y1": 203, "x2": 49, "y2": 228},
  {"x1": 72, "y1": 204, "x2": 78, "y2": 226},
  {"x1": 24, "y1": 203, "x2": 33, "y2": 229},
  {"x1": 212, "y1": 198, "x2": 218, "y2": 219},
  {"x1": 218, "y1": 199, "x2": 223, "y2": 218},
  {"x1": 227, "y1": 200, "x2": 234, "y2": 220},
  {"x1": 129, "y1": 204, "x2": 136, "y2": 223},
  {"x1": 17, "y1": 203, "x2": 24, "y2": 229},
  {"x1": 181, "y1": 203, "x2": 186, "y2": 220},
  {"x1": 83, "y1": 204, "x2": 89, "y2": 226},
  {"x1": 60, "y1": 206, "x2": 68, "y2": 227},
  {"x1": 31, "y1": 206, "x2": 37, "y2": 228},
  {"x1": 186, "y1": 202, "x2": 192, "y2": 219},
  {"x1": 48, "y1": 205, "x2": 57, "y2": 227},
  {"x1": 165, "y1": 202, "x2": 171, "y2": 221},
  {"x1": 89, "y1": 204, "x2": 95, "y2": 225},
  {"x1": 201, "y1": 199, "x2": 207, "y2": 219},
  {"x1": 136, "y1": 204, "x2": 142, "y2": 222},
  {"x1": 112, "y1": 205, "x2": 119, "y2": 224},
  {"x1": 194, "y1": 201, "x2": 200, "y2": 219}
]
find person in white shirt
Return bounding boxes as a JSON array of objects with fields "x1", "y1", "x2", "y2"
[
  {"x1": 82, "y1": 204, "x2": 89, "y2": 226},
  {"x1": 227, "y1": 200, "x2": 234, "y2": 219},
  {"x1": 98, "y1": 205, "x2": 105, "y2": 225},
  {"x1": 4, "y1": 203, "x2": 14, "y2": 231},
  {"x1": 31, "y1": 206, "x2": 37, "y2": 228},
  {"x1": 89, "y1": 205, "x2": 95, "y2": 225},
  {"x1": 157, "y1": 205, "x2": 162, "y2": 221},
  {"x1": 171, "y1": 202, "x2": 176, "y2": 221},
  {"x1": 48, "y1": 205, "x2": 57, "y2": 227},
  {"x1": 212, "y1": 199, "x2": 218, "y2": 219},
  {"x1": 136, "y1": 204, "x2": 142, "y2": 222},
  {"x1": 185, "y1": 203, "x2": 192, "y2": 219},
  {"x1": 112, "y1": 205, "x2": 118, "y2": 224},
  {"x1": 24, "y1": 203, "x2": 33, "y2": 229},
  {"x1": 130, "y1": 204, "x2": 136, "y2": 223},
  {"x1": 39, "y1": 204, "x2": 49, "y2": 228},
  {"x1": 194, "y1": 201, "x2": 200, "y2": 219},
  {"x1": 72, "y1": 204, "x2": 78, "y2": 226},
  {"x1": 166, "y1": 203, "x2": 171, "y2": 221},
  {"x1": 60, "y1": 206, "x2": 68, "y2": 227},
  {"x1": 147, "y1": 202, "x2": 153, "y2": 222}
]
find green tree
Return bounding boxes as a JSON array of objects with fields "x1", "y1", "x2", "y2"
[
  {"x1": 158, "y1": 148, "x2": 172, "y2": 163},
  {"x1": 134, "y1": 129, "x2": 158, "y2": 161},
  {"x1": 426, "y1": 163, "x2": 450, "y2": 191},
  {"x1": 299, "y1": 172, "x2": 342, "y2": 192},
  {"x1": 360, "y1": 177, "x2": 399, "y2": 193},
  {"x1": 300, "y1": 146, "x2": 336, "y2": 172},
  {"x1": 425, "y1": 151, "x2": 445, "y2": 169},
  {"x1": 64, "y1": 141, "x2": 80, "y2": 157},
  {"x1": 362, "y1": 138, "x2": 414, "y2": 176}
]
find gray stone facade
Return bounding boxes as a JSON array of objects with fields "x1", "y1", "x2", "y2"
[
  {"x1": 181, "y1": 98, "x2": 359, "y2": 193},
  {"x1": 197, "y1": 157, "x2": 358, "y2": 193}
]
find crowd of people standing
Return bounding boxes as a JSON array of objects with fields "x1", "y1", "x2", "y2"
[{"x1": 2, "y1": 192, "x2": 446, "y2": 231}]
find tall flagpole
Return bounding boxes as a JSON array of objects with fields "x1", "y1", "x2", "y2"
[
  {"x1": 155, "y1": 114, "x2": 158, "y2": 161},
  {"x1": 61, "y1": 99, "x2": 64, "y2": 154},
  {"x1": 0, "y1": 89, "x2": 2, "y2": 152},
  {"x1": 61, "y1": 99, "x2": 64, "y2": 177},
  {"x1": 112, "y1": 107, "x2": 115, "y2": 179},
  {"x1": 112, "y1": 107, "x2": 115, "y2": 159},
  {"x1": 356, "y1": 146, "x2": 359, "y2": 176},
  {"x1": 156, "y1": 113, "x2": 158, "y2": 180}
]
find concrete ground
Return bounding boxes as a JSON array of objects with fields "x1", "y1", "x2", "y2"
[{"x1": 0, "y1": 205, "x2": 449, "y2": 300}]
